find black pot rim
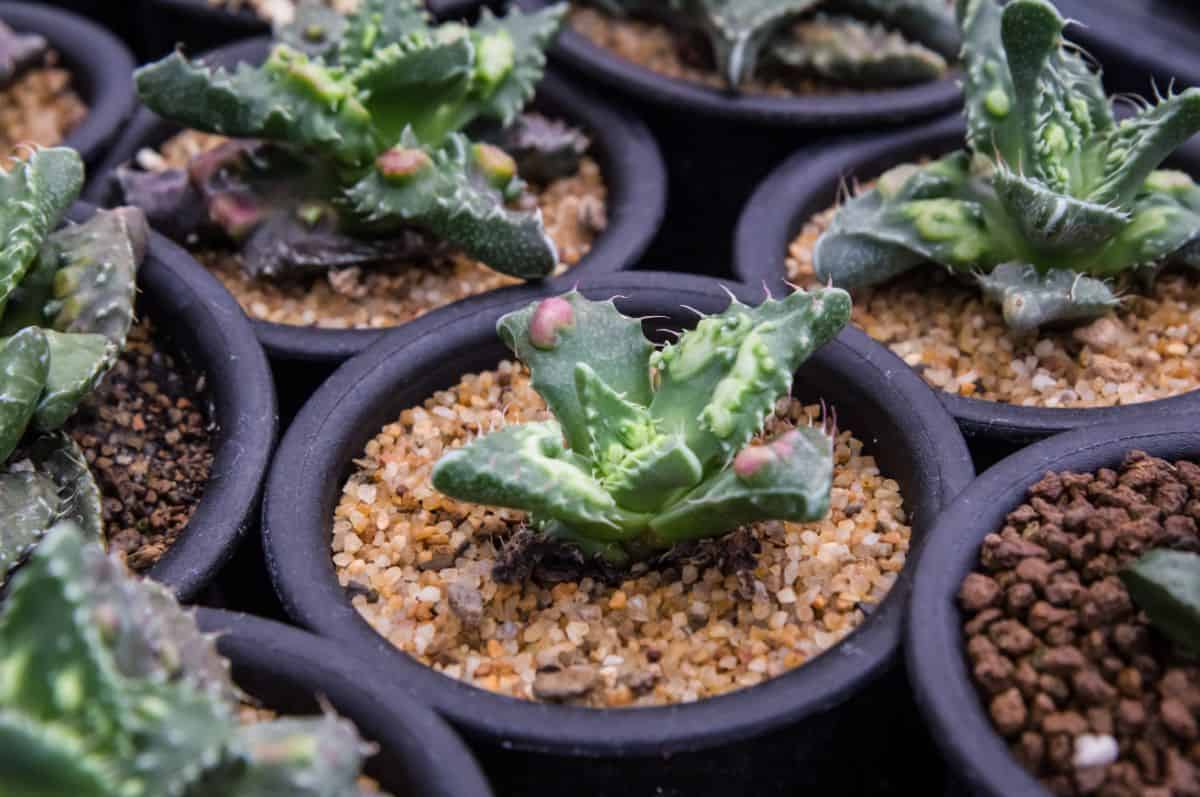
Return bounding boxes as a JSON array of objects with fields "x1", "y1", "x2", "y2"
[
  {"x1": 196, "y1": 608, "x2": 494, "y2": 797},
  {"x1": 86, "y1": 35, "x2": 666, "y2": 365},
  {"x1": 260, "y1": 270, "x2": 974, "y2": 757},
  {"x1": 517, "y1": 0, "x2": 963, "y2": 128},
  {"x1": 734, "y1": 112, "x2": 1200, "y2": 444},
  {"x1": 68, "y1": 203, "x2": 278, "y2": 602},
  {"x1": 0, "y1": 1, "x2": 135, "y2": 165},
  {"x1": 905, "y1": 417, "x2": 1200, "y2": 797}
]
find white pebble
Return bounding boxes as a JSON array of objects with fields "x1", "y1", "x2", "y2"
[
  {"x1": 1072, "y1": 734, "x2": 1118, "y2": 769},
  {"x1": 417, "y1": 586, "x2": 442, "y2": 603}
]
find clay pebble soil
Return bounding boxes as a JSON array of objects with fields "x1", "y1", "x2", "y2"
[{"x1": 959, "y1": 451, "x2": 1200, "y2": 796}]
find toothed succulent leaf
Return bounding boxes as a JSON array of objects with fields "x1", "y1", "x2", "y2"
[
  {"x1": 771, "y1": 16, "x2": 947, "y2": 86},
  {"x1": 33, "y1": 332, "x2": 114, "y2": 433},
  {"x1": 0, "y1": 470, "x2": 58, "y2": 577},
  {"x1": 1121, "y1": 548, "x2": 1200, "y2": 656},
  {"x1": 650, "y1": 426, "x2": 834, "y2": 542},
  {"x1": 816, "y1": 0, "x2": 1200, "y2": 331},
  {"x1": 435, "y1": 289, "x2": 848, "y2": 562},
  {"x1": 346, "y1": 132, "x2": 557, "y2": 279},
  {"x1": 0, "y1": 524, "x2": 380, "y2": 794}
]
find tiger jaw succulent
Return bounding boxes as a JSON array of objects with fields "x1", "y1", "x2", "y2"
[
  {"x1": 814, "y1": 0, "x2": 1200, "y2": 333},
  {"x1": 432, "y1": 287, "x2": 850, "y2": 565},
  {"x1": 584, "y1": 0, "x2": 959, "y2": 89},
  {"x1": 0, "y1": 147, "x2": 146, "y2": 584},
  {"x1": 127, "y1": 0, "x2": 569, "y2": 281},
  {"x1": 0, "y1": 522, "x2": 377, "y2": 796}
]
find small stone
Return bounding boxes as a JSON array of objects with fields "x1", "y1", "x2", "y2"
[
  {"x1": 533, "y1": 666, "x2": 597, "y2": 701},
  {"x1": 448, "y1": 583, "x2": 483, "y2": 626}
]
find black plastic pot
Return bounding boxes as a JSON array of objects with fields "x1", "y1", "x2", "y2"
[
  {"x1": 88, "y1": 36, "x2": 665, "y2": 416},
  {"x1": 260, "y1": 271, "x2": 974, "y2": 796},
  {"x1": 27, "y1": 0, "x2": 133, "y2": 42},
  {"x1": 137, "y1": 0, "x2": 497, "y2": 59},
  {"x1": 734, "y1": 114, "x2": 1200, "y2": 463},
  {"x1": 515, "y1": 0, "x2": 964, "y2": 277},
  {"x1": 906, "y1": 417, "x2": 1200, "y2": 797},
  {"x1": 67, "y1": 203, "x2": 278, "y2": 603},
  {"x1": 196, "y1": 608, "x2": 495, "y2": 797},
  {"x1": 0, "y1": 2, "x2": 135, "y2": 165},
  {"x1": 1051, "y1": 0, "x2": 1200, "y2": 97}
]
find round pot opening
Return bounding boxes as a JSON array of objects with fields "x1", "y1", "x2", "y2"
[
  {"x1": 734, "y1": 114, "x2": 1200, "y2": 448},
  {"x1": 907, "y1": 418, "x2": 1200, "y2": 797},
  {"x1": 262, "y1": 271, "x2": 973, "y2": 759}
]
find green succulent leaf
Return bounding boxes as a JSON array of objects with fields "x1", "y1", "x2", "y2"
[
  {"x1": 276, "y1": 0, "x2": 348, "y2": 58},
  {"x1": 0, "y1": 327, "x2": 50, "y2": 463},
  {"x1": 0, "y1": 470, "x2": 59, "y2": 579},
  {"x1": 976, "y1": 263, "x2": 1120, "y2": 333},
  {"x1": 498, "y1": 291, "x2": 653, "y2": 455},
  {"x1": 345, "y1": 132, "x2": 556, "y2": 279},
  {"x1": 432, "y1": 421, "x2": 650, "y2": 540},
  {"x1": 212, "y1": 715, "x2": 373, "y2": 797},
  {"x1": 1121, "y1": 548, "x2": 1200, "y2": 656},
  {"x1": 650, "y1": 426, "x2": 834, "y2": 543},
  {"x1": 838, "y1": 0, "x2": 961, "y2": 57},
  {"x1": 33, "y1": 331, "x2": 114, "y2": 433},
  {"x1": 27, "y1": 434, "x2": 102, "y2": 542},
  {"x1": 771, "y1": 16, "x2": 947, "y2": 86},
  {"x1": 336, "y1": 0, "x2": 431, "y2": 69},
  {"x1": 468, "y1": 4, "x2": 567, "y2": 127}
]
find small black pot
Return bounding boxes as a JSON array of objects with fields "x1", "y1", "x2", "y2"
[
  {"x1": 137, "y1": 0, "x2": 499, "y2": 59},
  {"x1": 68, "y1": 203, "x2": 278, "y2": 603},
  {"x1": 260, "y1": 271, "x2": 974, "y2": 796},
  {"x1": 196, "y1": 608, "x2": 495, "y2": 797},
  {"x1": 1051, "y1": 0, "x2": 1200, "y2": 96},
  {"x1": 734, "y1": 114, "x2": 1200, "y2": 461},
  {"x1": 0, "y1": 2, "x2": 135, "y2": 165},
  {"x1": 88, "y1": 37, "x2": 665, "y2": 408},
  {"x1": 906, "y1": 417, "x2": 1200, "y2": 797},
  {"x1": 515, "y1": 0, "x2": 963, "y2": 275}
]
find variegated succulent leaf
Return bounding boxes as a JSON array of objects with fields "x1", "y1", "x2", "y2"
[
  {"x1": 435, "y1": 290, "x2": 845, "y2": 561},
  {"x1": 336, "y1": 0, "x2": 431, "y2": 69},
  {"x1": 649, "y1": 426, "x2": 834, "y2": 543},
  {"x1": 650, "y1": 286, "x2": 850, "y2": 470},
  {"x1": 0, "y1": 148, "x2": 83, "y2": 317},
  {"x1": 497, "y1": 291, "x2": 654, "y2": 455},
  {"x1": 0, "y1": 523, "x2": 379, "y2": 795},
  {"x1": 346, "y1": 132, "x2": 556, "y2": 279},
  {"x1": 770, "y1": 16, "x2": 947, "y2": 87},
  {"x1": 431, "y1": 420, "x2": 651, "y2": 541},
  {"x1": 816, "y1": 0, "x2": 1200, "y2": 331}
]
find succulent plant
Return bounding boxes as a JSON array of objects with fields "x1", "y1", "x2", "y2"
[
  {"x1": 432, "y1": 287, "x2": 850, "y2": 564},
  {"x1": 0, "y1": 522, "x2": 378, "y2": 796},
  {"x1": 1121, "y1": 548, "x2": 1200, "y2": 656},
  {"x1": 814, "y1": 0, "x2": 1200, "y2": 333},
  {"x1": 128, "y1": 0, "x2": 570, "y2": 281},
  {"x1": 585, "y1": 0, "x2": 958, "y2": 89},
  {"x1": 0, "y1": 19, "x2": 47, "y2": 90},
  {"x1": 0, "y1": 147, "x2": 147, "y2": 583}
]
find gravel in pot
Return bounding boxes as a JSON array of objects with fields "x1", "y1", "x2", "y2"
[
  {"x1": 907, "y1": 416, "x2": 1200, "y2": 797},
  {"x1": 70, "y1": 202, "x2": 277, "y2": 600},
  {"x1": 736, "y1": 0, "x2": 1200, "y2": 453},
  {"x1": 0, "y1": 2, "x2": 134, "y2": 164},
  {"x1": 262, "y1": 272, "x2": 973, "y2": 794},
  {"x1": 88, "y1": 33, "x2": 665, "y2": 368}
]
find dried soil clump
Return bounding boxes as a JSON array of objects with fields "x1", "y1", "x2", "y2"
[
  {"x1": 959, "y1": 451, "x2": 1200, "y2": 796},
  {"x1": 332, "y1": 362, "x2": 911, "y2": 707},
  {"x1": 142, "y1": 130, "x2": 607, "y2": 330},
  {"x1": 66, "y1": 319, "x2": 215, "y2": 572},
  {"x1": 0, "y1": 51, "x2": 87, "y2": 152},
  {"x1": 789, "y1": 204, "x2": 1200, "y2": 408}
]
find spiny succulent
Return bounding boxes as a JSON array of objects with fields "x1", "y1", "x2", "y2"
[
  {"x1": 814, "y1": 0, "x2": 1200, "y2": 333},
  {"x1": 0, "y1": 522, "x2": 378, "y2": 796},
  {"x1": 585, "y1": 0, "x2": 959, "y2": 89},
  {"x1": 127, "y1": 0, "x2": 571, "y2": 281},
  {"x1": 0, "y1": 147, "x2": 147, "y2": 585},
  {"x1": 432, "y1": 287, "x2": 850, "y2": 565}
]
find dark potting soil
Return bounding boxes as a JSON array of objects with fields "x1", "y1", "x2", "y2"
[
  {"x1": 66, "y1": 318, "x2": 214, "y2": 572},
  {"x1": 958, "y1": 451, "x2": 1200, "y2": 796}
]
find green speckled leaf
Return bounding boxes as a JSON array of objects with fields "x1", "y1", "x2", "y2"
[
  {"x1": 0, "y1": 470, "x2": 59, "y2": 579},
  {"x1": 0, "y1": 327, "x2": 49, "y2": 462},
  {"x1": 977, "y1": 263, "x2": 1119, "y2": 334},
  {"x1": 29, "y1": 434, "x2": 102, "y2": 541},
  {"x1": 33, "y1": 332, "x2": 114, "y2": 433}
]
